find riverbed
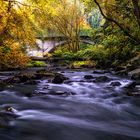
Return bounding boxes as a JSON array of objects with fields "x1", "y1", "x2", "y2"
[{"x1": 0, "y1": 69, "x2": 140, "y2": 140}]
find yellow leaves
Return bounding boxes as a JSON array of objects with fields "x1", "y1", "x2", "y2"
[
  {"x1": 80, "y1": 16, "x2": 91, "y2": 29},
  {"x1": 0, "y1": 43, "x2": 29, "y2": 69}
]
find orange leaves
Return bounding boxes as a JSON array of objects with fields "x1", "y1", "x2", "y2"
[{"x1": 0, "y1": 43, "x2": 29, "y2": 69}]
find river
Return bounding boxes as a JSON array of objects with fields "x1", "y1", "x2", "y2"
[{"x1": 0, "y1": 69, "x2": 140, "y2": 140}]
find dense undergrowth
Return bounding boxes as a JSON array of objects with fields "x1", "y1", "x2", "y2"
[
  {"x1": 53, "y1": 27, "x2": 140, "y2": 69},
  {"x1": 0, "y1": 43, "x2": 29, "y2": 70}
]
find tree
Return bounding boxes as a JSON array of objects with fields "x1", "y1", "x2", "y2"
[
  {"x1": 33, "y1": 0, "x2": 82, "y2": 53},
  {"x1": 45, "y1": 0, "x2": 82, "y2": 53},
  {"x1": 81, "y1": 0, "x2": 140, "y2": 44},
  {"x1": 0, "y1": 0, "x2": 42, "y2": 69}
]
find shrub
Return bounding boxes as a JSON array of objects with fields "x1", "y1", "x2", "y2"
[
  {"x1": 0, "y1": 43, "x2": 29, "y2": 70},
  {"x1": 27, "y1": 61, "x2": 46, "y2": 67},
  {"x1": 70, "y1": 60, "x2": 96, "y2": 68}
]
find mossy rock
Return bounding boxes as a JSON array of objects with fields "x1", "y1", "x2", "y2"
[
  {"x1": 70, "y1": 61, "x2": 96, "y2": 69},
  {"x1": 52, "y1": 73, "x2": 69, "y2": 84},
  {"x1": 128, "y1": 68, "x2": 140, "y2": 80}
]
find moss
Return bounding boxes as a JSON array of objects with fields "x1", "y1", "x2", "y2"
[
  {"x1": 27, "y1": 61, "x2": 46, "y2": 67},
  {"x1": 70, "y1": 60, "x2": 96, "y2": 69}
]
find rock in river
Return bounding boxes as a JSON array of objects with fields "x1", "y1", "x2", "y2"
[
  {"x1": 34, "y1": 90, "x2": 76, "y2": 96},
  {"x1": 124, "y1": 81, "x2": 140, "y2": 96},
  {"x1": 128, "y1": 68, "x2": 140, "y2": 80},
  {"x1": 94, "y1": 76, "x2": 112, "y2": 82},
  {"x1": 52, "y1": 73, "x2": 68, "y2": 84},
  {"x1": 110, "y1": 81, "x2": 121, "y2": 87},
  {"x1": 0, "y1": 106, "x2": 19, "y2": 127},
  {"x1": 84, "y1": 75, "x2": 94, "y2": 79},
  {"x1": 47, "y1": 90, "x2": 76, "y2": 96},
  {"x1": 93, "y1": 70, "x2": 109, "y2": 74}
]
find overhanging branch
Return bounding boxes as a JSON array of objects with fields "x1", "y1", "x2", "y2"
[{"x1": 94, "y1": 0, "x2": 140, "y2": 44}]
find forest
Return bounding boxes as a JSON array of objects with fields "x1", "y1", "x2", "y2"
[
  {"x1": 0, "y1": 0, "x2": 140, "y2": 140},
  {"x1": 0, "y1": 0, "x2": 140, "y2": 70}
]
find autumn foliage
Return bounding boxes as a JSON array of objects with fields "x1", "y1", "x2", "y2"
[{"x1": 0, "y1": 43, "x2": 29, "y2": 70}]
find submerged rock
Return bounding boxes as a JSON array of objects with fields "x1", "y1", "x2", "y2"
[
  {"x1": 93, "y1": 70, "x2": 109, "y2": 74},
  {"x1": 124, "y1": 82, "x2": 137, "y2": 89},
  {"x1": 49, "y1": 91, "x2": 75, "y2": 95},
  {"x1": 110, "y1": 81, "x2": 121, "y2": 87},
  {"x1": 124, "y1": 81, "x2": 140, "y2": 96},
  {"x1": 52, "y1": 73, "x2": 68, "y2": 84},
  {"x1": 48, "y1": 90, "x2": 76, "y2": 96},
  {"x1": 0, "y1": 112, "x2": 18, "y2": 127},
  {"x1": 34, "y1": 90, "x2": 76, "y2": 96},
  {"x1": 0, "y1": 106, "x2": 19, "y2": 127},
  {"x1": 94, "y1": 76, "x2": 111, "y2": 82},
  {"x1": 24, "y1": 80, "x2": 39, "y2": 85},
  {"x1": 84, "y1": 75, "x2": 94, "y2": 79}
]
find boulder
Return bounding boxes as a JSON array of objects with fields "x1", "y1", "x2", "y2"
[
  {"x1": 35, "y1": 72, "x2": 54, "y2": 79},
  {"x1": 94, "y1": 76, "x2": 111, "y2": 82},
  {"x1": 124, "y1": 81, "x2": 140, "y2": 96},
  {"x1": 129, "y1": 56, "x2": 140, "y2": 67},
  {"x1": 24, "y1": 80, "x2": 39, "y2": 85},
  {"x1": 110, "y1": 81, "x2": 121, "y2": 87},
  {"x1": 115, "y1": 66, "x2": 126, "y2": 71},
  {"x1": 84, "y1": 75, "x2": 94, "y2": 79},
  {"x1": 35, "y1": 69, "x2": 54, "y2": 79},
  {"x1": 115, "y1": 69, "x2": 128, "y2": 76},
  {"x1": 0, "y1": 106, "x2": 19, "y2": 127},
  {"x1": 36, "y1": 69, "x2": 47, "y2": 74},
  {"x1": 126, "y1": 63, "x2": 136, "y2": 71},
  {"x1": 6, "y1": 77, "x2": 21, "y2": 83},
  {"x1": 2, "y1": 106, "x2": 17, "y2": 113},
  {"x1": 16, "y1": 73, "x2": 36, "y2": 83},
  {"x1": 52, "y1": 73, "x2": 68, "y2": 84},
  {"x1": 128, "y1": 68, "x2": 140, "y2": 80},
  {"x1": 124, "y1": 82, "x2": 137, "y2": 89},
  {"x1": 93, "y1": 70, "x2": 109, "y2": 74}
]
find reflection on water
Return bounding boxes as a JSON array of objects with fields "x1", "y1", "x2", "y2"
[{"x1": 0, "y1": 70, "x2": 140, "y2": 140}]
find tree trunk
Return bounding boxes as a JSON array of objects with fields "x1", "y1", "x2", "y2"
[{"x1": 132, "y1": 0, "x2": 140, "y2": 28}]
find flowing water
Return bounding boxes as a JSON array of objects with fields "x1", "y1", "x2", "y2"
[{"x1": 0, "y1": 69, "x2": 140, "y2": 140}]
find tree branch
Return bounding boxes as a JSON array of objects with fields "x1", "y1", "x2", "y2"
[{"x1": 94, "y1": 0, "x2": 140, "y2": 44}]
